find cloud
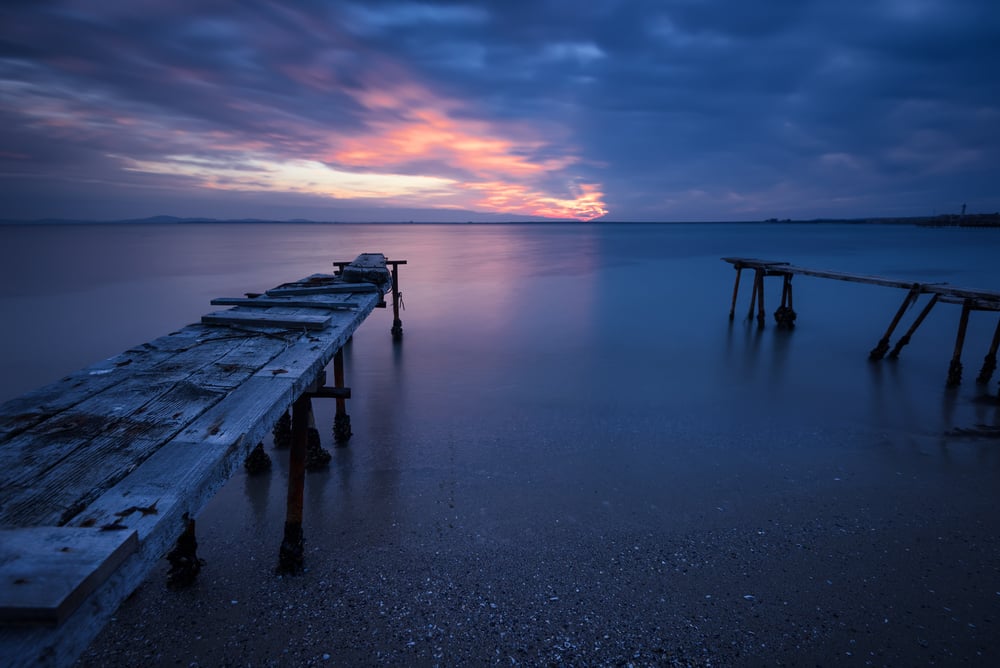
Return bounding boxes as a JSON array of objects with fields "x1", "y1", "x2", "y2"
[{"x1": 0, "y1": 0, "x2": 998, "y2": 221}]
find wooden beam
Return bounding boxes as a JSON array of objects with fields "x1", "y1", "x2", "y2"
[
  {"x1": 201, "y1": 310, "x2": 333, "y2": 330},
  {"x1": 210, "y1": 297, "x2": 358, "y2": 310}
]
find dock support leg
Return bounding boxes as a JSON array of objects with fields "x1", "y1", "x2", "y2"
[
  {"x1": 244, "y1": 442, "x2": 272, "y2": 473},
  {"x1": 975, "y1": 316, "x2": 1000, "y2": 385},
  {"x1": 888, "y1": 294, "x2": 938, "y2": 359},
  {"x1": 747, "y1": 269, "x2": 760, "y2": 322},
  {"x1": 332, "y1": 347, "x2": 352, "y2": 444},
  {"x1": 278, "y1": 394, "x2": 309, "y2": 574},
  {"x1": 306, "y1": 406, "x2": 331, "y2": 470},
  {"x1": 166, "y1": 513, "x2": 204, "y2": 589},
  {"x1": 756, "y1": 269, "x2": 766, "y2": 329},
  {"x1": 946, "y1": 299, "x2": 973, "y2": 388},
  {"x1": 870, "y1": 287, "x2": 919, "y2": 361},
  {"x1": 729, "y1": 266, "x2": 743, "y2": 321},
  {"x1": 773, "y1": 274, "x2": 797, "y2": 328},
  {"x1": 390, "y1": 262, "x2": 403, "y2": 339},
  {"x1": 272, "y1": 410, "x2": 291, "y2": 449}
]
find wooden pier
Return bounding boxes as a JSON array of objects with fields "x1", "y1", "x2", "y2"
[
  {"x1": 0, "y1": 253, "x2": 405, "y2": 667},
  {"x1": 723, "y1": 257, "x2": 1000, "y2": 388}
]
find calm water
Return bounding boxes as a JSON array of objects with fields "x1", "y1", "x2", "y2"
[{"x1": 3, "y1": 222, "x2": 1000, "y2": 663}]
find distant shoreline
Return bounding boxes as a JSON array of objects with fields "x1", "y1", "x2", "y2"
[{"x1": 2, "y1": 214, "x2": 998, "y2": 227}]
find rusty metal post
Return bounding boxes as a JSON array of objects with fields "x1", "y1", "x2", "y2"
[
  {"x1": 390, "y1": 261, "x2": 403, "y2": 339},
  {"x1": 870, "y1": 286, "x2": 919, "y2": 360},
  {"x1": 946, "y1": 299, "x2": 973, "y2": 387},
  {"x1": 975, "y1": 315, "x2": 1000, "y2": 384},
  {"x1": 756, "y1": 269, "x2": 766, "y2": 329},
  {"x1": 888, "y1": 294, "x2": 939, "y2": 359},
  {"x1": 729, "y1": 266, "x2": 743, "y2": 320},
  {"x1": 278, "y1": 394, "x2": 310, "y2": 574},
  {"x1": 332, "y1": 347, "x2": 352, "y2": 444}
]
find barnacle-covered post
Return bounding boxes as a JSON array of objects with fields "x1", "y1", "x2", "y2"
[
  {"x1": 332, "y1": 347, "x2": 352, "y2": 444},
  {"x1": 728, "y1": 264, "x2": 743, "y2": 321},
  {"x1": 278, "y1": 394, "x2": 310, "y2": 574},
  {"x1": 946, "y1": 299, "x2": 973, "y2": 387},
  {"x1": 975, "y1": 315, "x2": 1000, "y2": 385},
  {"x1": 870, "y1": 285, "x2": 920, "y2": 361},
  {"x1": 389, "y1": 260, "x2": 406, "y2": 339},
  {"x1": 888, "y1": 294, "x2": 938, "y2": 359}
]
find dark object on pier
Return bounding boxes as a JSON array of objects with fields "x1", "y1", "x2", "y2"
[
  {"x1": 244, "y1": 442, "x2": 272, "y2": 473},
  {"x1": 723, "y1": 257, "x2": 1000, "y2": 387},
  {"x1": 166, "y1": 515, "x2": 204, "y2": 589}
]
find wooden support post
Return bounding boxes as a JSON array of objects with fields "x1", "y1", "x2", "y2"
[
  {"x1": 975, "y1": 315, "x2": 1000, "y2": 385},
  {"x1": 888, "y1": 294, "x2": 938, "y2": 359},
  {"x1": 756, "y1": 269, "x2": 766, "y2": 329},
  {"x1": 332, "y1": 347, "x2": 352, "y2": 444},
  {"x1": 244, "y1": 442, "x2": 272, "y2": 473},
  {"x1": 869, "y1": 287, "x2": 919, "y2": 361},
  {"x1": 747, "y1": 269, "x2": 759, "y2": 322},
  {"x1": 773, "y1": 274, "x2": 797, "y2": 328},
  {"x1": 390, "y1": 261, "x2": 403, "y2": 339},
  {"x1": 305, "y1": 405, "x2": 331, "y2": 471},
  {"x1": 166, "y1": 513, "x2": 204, "y2": 589},
  {"x1": 271, "y1": 410, "x2": 291, "y2": 449},
  {"x1": 946, "y1": 299, "x2": 973, "y2": 387},
  {"x1": 729, "y1": 266, "x2": 743, "y2": 321},
  {"x1": 278, "y1": 394, "x2": 310, "y2": 574}
]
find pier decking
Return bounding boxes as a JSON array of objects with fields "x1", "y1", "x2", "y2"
[
  {"x1": 723, "y1": 257, "x2": 1000, "y2": 387},
  {"x1": 0, "y1": 253, "x2": 402, "y2": 667}
]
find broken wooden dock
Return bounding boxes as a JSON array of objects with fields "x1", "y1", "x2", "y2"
[
  {"x1": 0, "y1": 253, "x2": 405, "y2": 667},
  {"x1": 723, "y1": 257, "x2": 1000, "y2": 388}
]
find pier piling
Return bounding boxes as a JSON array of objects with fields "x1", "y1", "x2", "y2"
[
  {"x1": 722, "y1": 257, "x2": 1000, "y2": 387},
  {"x1": 870, "y1": 286, "x2": 919, "y2": 360},
  {"x1": 278, "y1": 394, "x2": 310, "y2": 574},
  {"x1": 946, "y1": 299, "x2": 973, "y2": 387},
  {"x1": 729, "y1": 266, "x2": 743, "y2": 320},
  {"x1": 332, "y1": 347, "x2": 352, "y2": 444},
  {"x1": 888, "y1": 294, "x2": 939, "y2": 359},
  {"x1": 389, "y1": 260, "x2": 406, "y2": 339},
  {"x1": 975, "y1": 316, "x2": 1000, "y2": 385},
  {"x1": 166, "y1": 514, "x2": 204, "y2": 589}
]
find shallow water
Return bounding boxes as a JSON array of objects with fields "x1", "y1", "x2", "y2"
[{"x1": 2, "y1": 222, "x2": 999, "y2": 664}]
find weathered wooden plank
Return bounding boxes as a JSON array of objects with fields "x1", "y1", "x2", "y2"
[
  {"x1": 210, "y1": 296, "x2": 359, "y2": 310},
  {"x1": 265, "y1": 283, "x2": 379, "y2": 296},
  {"x1": 0, "y1": 528, "x2": 138, "y2": 625},
  {"x1": 0, "y1": 381, "x2": 224, "y2": 527},
  {"x1": 0, "y1": 336, "x2": 249, "y2": 480},
  {"x1": 201, "y1": 310, "x2": 332, "y2": 329},
  {"x1": 0, "y1": 337, "x2": 198, "y2": 441}
]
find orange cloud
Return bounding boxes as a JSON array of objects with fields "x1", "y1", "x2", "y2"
[{"x1": 464, "y1": 181, "x2": 608, "y2": 221}]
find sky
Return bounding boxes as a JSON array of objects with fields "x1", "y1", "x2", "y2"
[{"x1": 1, "y1": 1, "x2": 998, "y2": 222}]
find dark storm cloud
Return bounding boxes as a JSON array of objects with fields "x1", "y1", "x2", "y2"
[{"x1": 1, "y1": 0, "x2": 997, "y2": 220}]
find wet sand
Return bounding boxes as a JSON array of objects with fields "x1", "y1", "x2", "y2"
[{"x1": 78, "y1": 429, "x2": 1000, "y2": 667}]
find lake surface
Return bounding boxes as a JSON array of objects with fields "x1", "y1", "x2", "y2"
[{"x1": 2, "y1": 222, "x2": 999, "y2": 665}]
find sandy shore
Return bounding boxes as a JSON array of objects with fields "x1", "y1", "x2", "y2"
[{"x1": 77, "y1": 451, "x2": 1000, "y2": 667}]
